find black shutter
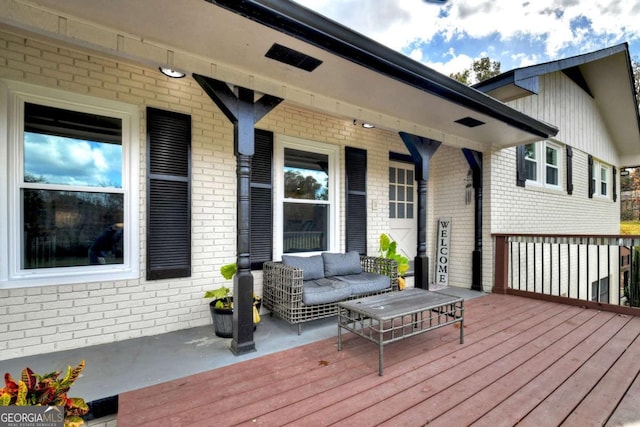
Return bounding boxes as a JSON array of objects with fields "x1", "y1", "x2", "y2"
[
  {"x1": 146, "y1": 107, "x2": 191, "y2": 280},
  {"x1": 345, "y1": 147, "x2": 367, "y2": 255},
  {"x1": 588, "y1": 155, "x2": 594, "y2": 198},
  {"x1": 516, "y1": 145, "x2": 526, "y2": 187},
  {"x1": 251, "y1": 129, "x2": 273, "y2": 269},
  {"x1": 613, "y1": 166, "x2": 618, "y2": 202},
  {"x1": 566, "y1": 146, "x2": 573, "y2": 195}
]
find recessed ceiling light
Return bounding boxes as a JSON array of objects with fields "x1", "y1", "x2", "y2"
[
  {"x1": 362, "y1": 123, "x2": 375, "y2": 129},
  {"x1": 159, "y1": 67, "x2": 186, "y2": 78}
]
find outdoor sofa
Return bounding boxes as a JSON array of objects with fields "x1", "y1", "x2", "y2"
[{"x1": 262, "y1": 251, "x2": 399, "y2": 334}]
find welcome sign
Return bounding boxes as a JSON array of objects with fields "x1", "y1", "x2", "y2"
[{"x1": 435, "y1": 217, "x2": 451, "y2": 287}]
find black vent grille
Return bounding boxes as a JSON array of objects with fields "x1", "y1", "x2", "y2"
[
  {"x1": 455, "y1": 116, "x2": 485, "y2": 128},
  {"x1": 265, "y1": 43, "x2": 323, "y2": 72}
]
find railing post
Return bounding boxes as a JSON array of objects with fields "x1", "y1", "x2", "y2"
[{"x1": 493, "y1": 235, "x2": 509, "y2": 294}]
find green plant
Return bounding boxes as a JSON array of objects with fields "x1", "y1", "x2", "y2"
[
  {"x1": 203, "y1": 262, "x2": 236, "y2": 308},
  {"x1": 379, "y1": 234, "x2": 410, "y2": 289},
  {"x1": 0, "y1": 360, "x2": 89, "y2": 427}
]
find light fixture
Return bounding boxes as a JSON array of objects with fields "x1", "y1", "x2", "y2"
[
  {"x1": 159, "y1": 67, "x2": 186, "y2": 78},
  {"x1": 353, "y1": 119, "x2": 375, "y2": 129}
]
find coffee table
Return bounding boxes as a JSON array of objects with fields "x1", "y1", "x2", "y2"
[{"x1": 337, "y1": 288, "x2": 464, "y2": 375}]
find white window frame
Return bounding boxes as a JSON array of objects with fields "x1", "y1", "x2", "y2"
[
  {"x1": 0, "y1": 80, "x2": 140, "y2": 288},
  {"x1": 593, "y1": 159, "x2": 610, "y2": 198},
  {"x1": 273, "y1": 135, "x2": 339, "y2": 260},
  {"x1": 525, "y1": 141, "x2": 563, "y2": 189}
]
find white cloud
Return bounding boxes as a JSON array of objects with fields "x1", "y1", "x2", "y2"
[{"x1": 294, "y1": 0, "x2": 640, "y2": 71}]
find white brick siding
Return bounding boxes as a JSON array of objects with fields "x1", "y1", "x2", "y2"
[{"x1": 0, "y1": 31, "x2": 412, "y2": 359}]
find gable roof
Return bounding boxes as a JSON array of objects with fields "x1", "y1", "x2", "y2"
[
  {"x1": 0, "y1": 0, "x2": 558, "y2": 148},
  {"x1": 474, "y1": 44, "x2": 640, "y2": 165}
]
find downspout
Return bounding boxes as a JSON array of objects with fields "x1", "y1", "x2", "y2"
[{"x1": 462, "y1": 148, "x2": 483, "y2": 292}]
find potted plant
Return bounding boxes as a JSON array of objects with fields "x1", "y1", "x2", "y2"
[
  {"x1": 204, "y1": 263, "x2": 261, "y2": 338},
  {"x1": 0, "y1": 360, "x2": 89, "y2": 427},
  {"x1": 379, "y1": 233, "x2": 410, "y2": 290}
]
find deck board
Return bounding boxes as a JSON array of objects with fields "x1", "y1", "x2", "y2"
[{"x1": 118, "y1": 294, "x2": 640, "y2": 427}]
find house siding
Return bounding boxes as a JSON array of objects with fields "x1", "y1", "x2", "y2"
[
  {"x1": 0, "y1": 31, "x2": 420, "y2": 359},
  {"x1": 510, "y1": 72, "x2": 619, "y2": 164}
]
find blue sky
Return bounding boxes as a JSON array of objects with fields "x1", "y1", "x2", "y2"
[{"x1": 293, "y1": 0, "x2": 640, "y2": 82}]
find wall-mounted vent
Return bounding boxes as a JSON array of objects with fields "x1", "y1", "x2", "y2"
[
  {"x1": 455, "y1": 116, "x2": 485, "y2": 128},
  {"x1": 265, "y1": 43, "x2": 322, "y2": 72}
]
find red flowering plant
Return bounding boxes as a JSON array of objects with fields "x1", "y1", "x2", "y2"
[{"x1": 0, "y1": 359, "x2": 89, "y2": 427}]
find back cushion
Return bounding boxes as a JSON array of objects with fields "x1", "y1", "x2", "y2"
[
  {"x1": 281, "y1": 255, "x2": 325, "y2": 280},
  {"x1": 322, "y1": 251, "x2": 363, "y2": 276}
]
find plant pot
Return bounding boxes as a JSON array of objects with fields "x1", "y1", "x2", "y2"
[
  {"x1": 209, "y1": 300, "x2": 233, "y2": 338},
  {"x1": 209, "y1": 298, "x2": 262, "y2": 338}
]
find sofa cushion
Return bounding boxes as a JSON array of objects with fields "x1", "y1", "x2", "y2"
[
  {"x1": 335, "y1": 272, "x2": 391, "y2": 296},
  {"x1": 322, "y1": 251, "x2": 362, "y2": 277},
  {"x1": 302, "y1": 278, "x2": 352, "y2": 305},
  {"x1": 282, "y1": 254, "x2": 324, "y2": 280}
]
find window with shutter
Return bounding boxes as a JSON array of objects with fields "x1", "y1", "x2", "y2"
[
  {"x1": 345, "y1": 147, "x2": 367, "y2": 254},
  {"x1": 146, "y1": 107, "x2": 191, "y2": 280},
  {"x1": 516, "y1": 141, "x2": 563, "y2": 190}
]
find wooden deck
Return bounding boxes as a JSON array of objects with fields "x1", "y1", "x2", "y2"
[{"x1": 118, "y1": 293, "x2": 640, "y2": 426}]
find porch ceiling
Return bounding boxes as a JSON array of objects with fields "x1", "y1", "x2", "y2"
[{"x1": 0, "y1": 0, "x2": 557, "y2": 149}]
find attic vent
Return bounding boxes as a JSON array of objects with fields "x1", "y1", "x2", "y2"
[
  {"x1": 455, "y1": 116, "x2": 485, "y2": 128},
  {"x1": 265, "y1": 43, "x2": 322, "y2": 72}
]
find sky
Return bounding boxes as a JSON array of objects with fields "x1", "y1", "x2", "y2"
[
  {"x1": 293, "y1": 0, "x2": 640, "y2": 82},
  {"x1": 24, "y1": 133, "x2": 122, "y2": 188}
]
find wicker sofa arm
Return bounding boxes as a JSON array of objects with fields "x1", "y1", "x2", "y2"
[
  {"x1": 262, "y1": 260, "x2": 304, "y2": 309},
  {"x1": 360, "y1": 256, "x2": 399, "y2": 291}
]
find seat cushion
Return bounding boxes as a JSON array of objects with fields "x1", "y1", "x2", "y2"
[
  {"x1": 335, "y1": 272, "x2": 391, "y2": 296},
  {"x1": 302, "y1": 278, "x2": 351, "y2": 305},
  {"x1": 281, "y1": 254, "x2": 325, "y2": 280},
  {"x1": 322, "y1": 251, "x2": 362, "y2": 277}
]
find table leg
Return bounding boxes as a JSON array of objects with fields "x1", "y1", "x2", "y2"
[
  {"x1": 379, "y1": 338, "x2": 384, "y2": 376},
  {"x1": 337, "y1": 310, "x2": 343, "y2": 351}
]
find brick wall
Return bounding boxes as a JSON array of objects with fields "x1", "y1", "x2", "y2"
[{"x1": 0, "y1": 31, "x2": 409, "y2": 359}]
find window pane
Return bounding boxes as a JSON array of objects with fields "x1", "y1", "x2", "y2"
[
  {"x1": 601, "y1": 166, "x2": 607, "y2": 182},
  {"x1": 546, "y1": 146, "x2": 557, "y2": 166},
  {"x1": 284, "y1": 148, "x2": 328, "y2": 200},
  {"x1": 24, "y1": 103, "x2": 122, "y2": 188},
  {"x1": 524, "y1": 144, "x2": 536, "y2": 160},
  {"x1": 546, "y1": 166, "x2": 558, "y2": 185},
  {"x1": 407, "y1": 170, "x2": 414, "y2": 183},
  {"x1": 389, "y1": 203, "x2": 396, "y2": 219},
  {"x1": 525, "y1": 159, "x2": 537, "y2": 181},
  {"x1": 407, "y1": 185, "x2": 414, "y2": 202},
  {"x1": 407, "y1": 203, "x2": 414, "y2": 219},
  {"x1": 397, "y1": 186, "x2": 405, "y2": 201},
  {"x1": 389, "y1": 185, "x2": 396, "y2": 201},
  {"x1": 601, "y1": 182, "x2": 607, "y2": 195},
  {"x1": 397, "y1": 203, "x2": 405, "y2": 219},
  {"x1": 389, "y1": 167, "x2": 396, "y2": 183},
  {"x1": 24, "y1": 132, "x2": 122, "y2": 188},
  {"x1": 22, "y1": 190, "x2": 124, "y2": 268},
  {"x1": 397, "y1": 169, "x2": 405, "y2": 185},
  {"x1": 283, "y1": 203, "x2": 327, "y2": 253}
]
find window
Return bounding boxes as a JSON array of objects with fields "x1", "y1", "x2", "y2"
[
  {"x1": 524, "y1": 141, "x2": 562, "y2": 188},
  {"x1": 592, "y1": 159, "x2": 610, "y2": 198},
  {"x1": 1, "y1": 80, "x2": 139, "y2": 287},
  {"x1": 591, "y1": 277, "x2": 609, "y2": 303},
  {"x1": 389, "y1": 166, "x2": 414, "y2": 219},
  {"x1": 274, "y1": 136, "x2": 338, "y2": 258}
]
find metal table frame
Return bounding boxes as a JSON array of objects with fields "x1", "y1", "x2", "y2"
[{"x1": 337, "y1": 288, "x2": 464, "y2": 375}]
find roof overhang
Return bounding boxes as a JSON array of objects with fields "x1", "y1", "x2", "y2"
[
  {"x1": 0, "y1": 0, "x2": 558, "y2": 150},
  {"x1": 475, "y1": 44, "x2": 640, "y2": 165}
]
